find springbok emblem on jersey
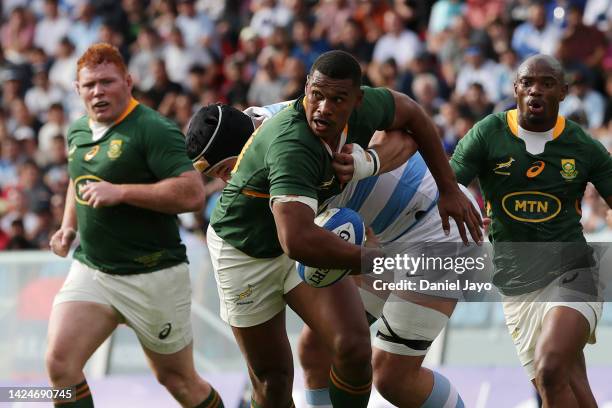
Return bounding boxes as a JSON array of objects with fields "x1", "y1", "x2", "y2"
[
  {"x1": 493, "y1": 157, "x2": 515, "y2": 175},
  {"x1": 107, "y1": 139, "x2": 123, "y2": 160},
  {"x1": 560, "y1": 159, "x2": 578, "y2": 180}
]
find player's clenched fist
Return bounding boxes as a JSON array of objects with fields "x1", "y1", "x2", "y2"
[
  {"x1": 80, "y1": 181, "x2": 123, "y2": 208},
  {"x1": 50, "y1": 227, "x2": 76, "y2": 257}
]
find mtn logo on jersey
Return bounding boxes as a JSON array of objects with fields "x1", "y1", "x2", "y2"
[
  {"x1": 74, "y1": 175, "x2": 103, "y2": 205},
  {"x1": 493, "y1": 157, "x2": 515, "y2": 175},
  {"x1": 560, "y1": 159, "x2": 578, "y2": 180},
  {"x1": 502, "y1": 191, "x2": 561, "y2": 223}
]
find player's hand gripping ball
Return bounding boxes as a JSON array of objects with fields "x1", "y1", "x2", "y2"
[{"x1": 297, "y1": 207, "x2": 366, "y2": 287}]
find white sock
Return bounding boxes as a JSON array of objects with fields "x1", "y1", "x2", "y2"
[{"x1": 305, "y1": 388, "x2": 332, "y2": 408}]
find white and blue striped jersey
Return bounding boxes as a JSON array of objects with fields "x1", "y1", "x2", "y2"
[
  {"x1": 244, "y1": 102, "x2": 439, "y2": 244},
  {"x1": 323, "y1": 154, "x2": 438, "y2": 244},
  {"x1": 243, "y1": 101, "x2": 293, "y2": 129}
]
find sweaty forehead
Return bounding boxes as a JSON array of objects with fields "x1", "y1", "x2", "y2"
[
  {"x1": 517, "y1": 59, "x2": 563, "y2": 81},
  {"x1": 78, "y1": 62, "x2": 124, "y2": 81},
  {"x1": 309, "y1": 71, "x2": 356, "y2": 94}
]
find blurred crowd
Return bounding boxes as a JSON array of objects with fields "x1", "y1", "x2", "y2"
[{"x1": 0, "y1": 0, "x2": 611, "y2": 250}]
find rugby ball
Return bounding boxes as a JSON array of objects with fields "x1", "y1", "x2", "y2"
[{"x1": 297, "y1": 207, "x2": 365, "y2": 288}]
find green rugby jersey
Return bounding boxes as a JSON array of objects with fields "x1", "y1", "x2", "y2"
[
  {"x1": 451, "y1": 110, "x2": 612, "y2": 294},
  {"x1": 67, "y1": 99, "x2": 194, "y2": 274},
  {"x1": 211, "y1": 86, "x2": 395, "y2": 258}
]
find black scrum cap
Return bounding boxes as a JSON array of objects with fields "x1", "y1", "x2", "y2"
[{"x1": 185, "y1": 103, "x2": 255, "y2": 174}]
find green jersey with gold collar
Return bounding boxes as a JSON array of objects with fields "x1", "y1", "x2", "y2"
[
  {"x1": 67, "y1": 100, "x2": 194, "y2": 274},
  {"x1": 211, "y1": 86, "x2": 395, "y2": 258},
  {"x1": 451, "y1": 110, "x2": 612, "y2": 295}
]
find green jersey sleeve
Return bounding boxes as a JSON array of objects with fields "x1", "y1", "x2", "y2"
[
  {"x1": 266, "y1": 137, "x2": 321, "y2": 201},
  {"x1": 142, "y1": 115, "x2": 194, "y2": 180},
  {"x1": 360, "y1": 87, "x2": 396, "y2": 130},
  {"x1": 450, "y1": 125, "x2": 487, "y2": 186},
  {"x1": 588, "y1": 137, "x2": 612, "y2": 198},
  {"x1": 349, "y1": 87, "x2": 396, "y2": 148}
]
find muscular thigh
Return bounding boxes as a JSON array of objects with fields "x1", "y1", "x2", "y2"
[
  {"x1": 537, "y1": 305, "x2": 591, "y2": 357},
  {"x1": 285, "y1": 279, "x2": 370, "y2": 348},
  {"x1": 47, "y1": 301, "x2": 120, "y2": 367}
]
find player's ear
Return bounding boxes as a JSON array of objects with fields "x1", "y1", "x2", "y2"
[
  {"x1": 355, "y1": 87, "x2": 364, "y2": 107},
  {"x1": 126, "y1": 73, "x2": 134, "y2": 91},
  {"x1": 560, "y1": 83, "x2": 568, "y2": 102},
  {"x1": 304, "y1": 75, "x2": 310, "y2": 94}
]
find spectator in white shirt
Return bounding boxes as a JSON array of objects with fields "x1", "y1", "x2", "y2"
[
  {"x1": 24, "y1": 66, "x2": 64, "y2": 122},
  {"x1": 373, "y1": 10, "x2": 423, "y2": 70},
  {"x1": 48, "y1": 37, "x2": 78, "y2": 92},
  {"x1": 175, "y1": 0, "x2": 216, "y2": 50},
  {"x1": 511, "y1": 2, "x2": 561, "y2": 59},
  {"x1": 163, "y1": 26, "x2": 212, "y2": 84},
  {"x1": 67, "y1": 1, "x2": 101, "y2": 55},
  {"x1": 249, "y1": 0, "x2": 292, "y2": 40},
  {"x1": 455, "y1": 45, "x2": 505, "y2": 103},
  {"x1": 33, "y1": 0, "x2": 71, "y2": 56},
  {"x1": 560, "y1": 71, "x2": 606, "y2": 130},
  {"x1": 37, "y1": 103, "x2": 68, "y2": 160},
  {"x1": 128, "y1": 26, "x2": 164, "y2": 91}
]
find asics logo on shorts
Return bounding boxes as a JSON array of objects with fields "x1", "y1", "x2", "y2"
[{"x1": 158, "y1": 323, "x2": 172, "y2": 339}]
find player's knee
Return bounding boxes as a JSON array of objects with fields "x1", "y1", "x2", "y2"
[
  {"x1": 298, "y1": 331, "x2": 325, "y2": 369},
  {"x1": 155, "y1": 370, "x2": 190, "y2": 399},
  {"x1": 250, "y1": 366, "x2": 293, "y2": 400},
  {"x1": 332, "y1": 333, "x2": 371, "y2": 369},
  {"x1": 372, "y1": 367, "x2": 400, "y2": 398},
  {"x1": 45, "y1": 349, "x2": 78, "y2": 384},
  {"x1": 536, "y1": 352, "x2": 569, "y2": 390},
  {"x1": 372, "y1": 354, "x2": 418, "y2": 397}
]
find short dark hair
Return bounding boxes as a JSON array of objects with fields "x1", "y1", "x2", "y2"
[
  {"x1": 516, "y1": 54, "x2": 565, "y2": 84},
  {"x1": 309, "y1": 50, "x2": 362, "y2": 86}
]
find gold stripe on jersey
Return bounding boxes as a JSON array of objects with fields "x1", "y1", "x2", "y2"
[
  {"x1": 88, "y1": 98, "x2": 140, "y2": 129},
  {"x1": 506, "y1": 109, "x2": 566, "y2": 139},
  {"x1": 113, "y1": 97, "x2": 139, "y2": 125},
  {"x1": 241, "y1": 189, "x2": 270, "y2": 198}
]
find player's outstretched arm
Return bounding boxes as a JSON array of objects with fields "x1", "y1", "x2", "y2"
[
  {"x1": 79, "y1": 170, "x2": 205, "y2": 214},
  {"x1": 272, "y1": 201, "x2": 381, "y2": 272},
  {"x1": 50, "y1": 180, "x2": 77, "y2": 257},
  {"x1": 388, "y1": 89, "x2": 483, "y2": 244},
  {"x1": 332, "y1": 130, "x2": 417, "y2": 185},
  {"x1": 368, "y1": 129, "x2": 418, "y2": 174},
  {"x1": 387, "y1": 89, "x2": 455, "y2": 191}
]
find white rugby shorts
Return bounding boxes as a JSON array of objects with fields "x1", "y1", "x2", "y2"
[
  {"x1": 502, "y1": 269, "x2": 602, "y2": 380},
  {"x1": 54, "y1": 260, "x2": 193, "y2": 354},
  {"x1": 206, "y1": 225, "x2": 302, "y2": 327}
]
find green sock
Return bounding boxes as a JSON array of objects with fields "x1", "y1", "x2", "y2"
[
  {"x1": 54, "y1": 379, "x2": 93, "y2": 407},
  {"x1": 328, "y1": 366, "x2": 371, "y2": 408},
  {"x1": 194, "y1": 386, "x2": 224, "y2": 408}
]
